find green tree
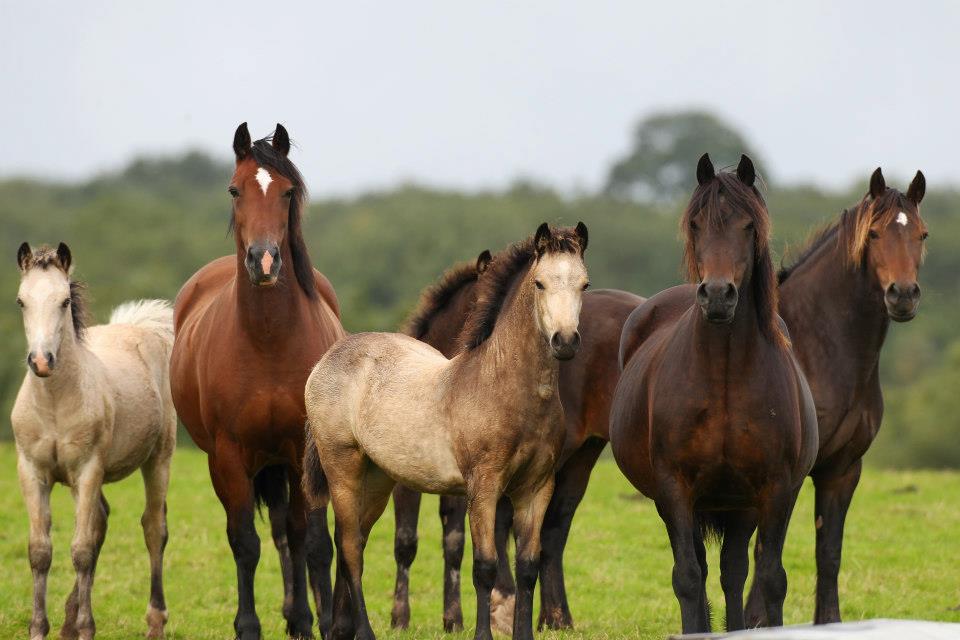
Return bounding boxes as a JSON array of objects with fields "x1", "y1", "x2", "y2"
[{"x1": 605, "y1": 110, "x2": 768, "y2": 202}]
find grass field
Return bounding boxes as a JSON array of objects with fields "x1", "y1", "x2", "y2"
[{"x1": 0, "y1": 444, "x2": 958, "y2": 639}]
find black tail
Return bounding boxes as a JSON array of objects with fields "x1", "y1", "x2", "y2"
[
  {"x1": 253, "y1": 465, "x2": 289, "y2": 515},
  {"x1": 302, "y1": 421, "x2": 328, "y2": 508},
  {"x1": 697, "y1": 511, "x2": 728, "y2": 545}
]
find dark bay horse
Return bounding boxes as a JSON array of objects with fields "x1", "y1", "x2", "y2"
[
  {"x1": 170, "y1": 123, "x2": 345, "y2": 639},
  {"x1": 745, "y1": 168, "x2": 928, "y2": 625},
  {"x1": 303, "y1": 224, "x2": 589, "y2": 640},
  {"x1": 609, "y1": 154, "x2": 818, "y2": 634},
  {"x1": 389, "y1": 250, "x2": 643, "y2": 632}
]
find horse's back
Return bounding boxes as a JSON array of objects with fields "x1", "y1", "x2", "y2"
[{"x1": 306, "y1": 332, "x2": 465, "y2": 494}]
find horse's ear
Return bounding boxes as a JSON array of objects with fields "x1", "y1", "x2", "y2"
[
  {"x1": 869, "y1": 167, "x2": 886, "y2": 199},
  {"x1": 907, "y1": 170, "x2": 926, "y2": 205},
  {"x1": 736, "y1": 154, "x2": 756, "y2": 187},
  {"x1": 575, "y1": 221, "x2": 589, "y2": 255},
  {"x1": 17, "y1": 242, "x2": 32, "y2": 272},
  {"x1": 56, "y1": 242, "x2": 72, "y2": 273},
  {"x1": 476, "y1": 250, "x2": 492, "y2": 274},
  {"x1": 696, "y1": 153, "x2": 715, "y2": 185},
  {"x1": 272, "y1": 123, "x2": 290, "y2": 157},
  {"x1": 233, "y1": 122, "x2": 252, "y2": 162},
  {"x1": 534, "y1": 222, "x2": 551, "y2": 256}
]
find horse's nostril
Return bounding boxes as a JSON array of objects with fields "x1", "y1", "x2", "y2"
[
  {"x1": 571, "y1": 332, "x2": 581, "y2": 349},
  {"x1": 911, "y1": 283, "x2": 921, "y2": 299},
  {"x1": 725, "y1": 283, "x2": 737, "y2": 301},
  {"x1": 696, "y1": 283, "x2": 709, "y2": 304},
  {"x1": 551, "y1": 332, "x2": 562, "y2": 349}
]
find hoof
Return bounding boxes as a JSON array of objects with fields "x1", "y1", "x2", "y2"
[
  {"x1": 146, "y1": 605, "x2": 168, "y2": 639},
  {"x1": 537, "y1": 606, "x2": 574, "y2": 631},
  {"x1": 489, "y1": 589, "x2": 515, "y2": 636},
  {"x1": 390, "y1": 601, "x2": 410, "y2": 629}
]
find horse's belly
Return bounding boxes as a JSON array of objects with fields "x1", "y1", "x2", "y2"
[{"x1": 358, "y1": 420, "x2": 465, "y2": 495}]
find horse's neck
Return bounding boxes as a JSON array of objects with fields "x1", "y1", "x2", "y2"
[
  {"x1": 690, "y1": 273, "x2": 768, "y2": 369},
  {"x1": 476, "y1": 273, "x2": 557, "y2": 395},
  {"x1": 780, "y1": 237, "x2": 889, "y2": 375},
  {"x1": 234, "y1": 240, "x2": 308, "y2": 339},
  {"x1": 26, "y1": 327, "x2": 98, "y2": 411}
]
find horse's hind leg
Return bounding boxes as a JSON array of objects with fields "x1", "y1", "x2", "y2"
[
  {"x1": 538, "y1": 437, "x2": 605, "y2": 630},
  {"x1": 490, "y1": 496, "x2": 516, "y2": 635},
  {"x1": 438, "y1": 494, "x2": 467, "y2": 632},
  {"x1": 209, "y1": 447, "x2": 262, "y2": 640},
  {"x1": 62, "y1": 467, "x2": 108, "y2": 640},
  {"x1": 306, "y1": 506, "x2": 333, "y2": 638},
  {"x1": 141, "y1": 448, "x2": 172, "y2": 638},
  {"x1": 390, "y1": 484, "x2": 421, "y2": 630},
  {"x1": 284, "y1": 473, "x2": 316, "y2": 639},
  {"x1": 17, "y1": 456, "x2": 53, "y2": 640},
  {"x1": 509, "y1": 479, "x2": 554, "y2": 640}
]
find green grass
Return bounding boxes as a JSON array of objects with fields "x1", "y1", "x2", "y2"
[{"x1": 0, "y1": 444, "x2": 958, "y2": 639}]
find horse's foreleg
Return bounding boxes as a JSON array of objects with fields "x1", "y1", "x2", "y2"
[
  {"x1": 466, "y1": 484, "x2": 500, "y2": 640},
  {"x1": 306, "y1": 506, "x2": 333, "y2": 638},
  {"x1": 538, "y1": 437, "x2": 605, "y2": 630},
  {"x1": 266, "y1": 486, "x2": 295, "y2": 623},
  {"x1": 17, "y1": 456, "x2": 53, "y2": 640},
  {"x1": 719, "y1": 511, "x2": 755, "y2": 631},
  {"x1": 753, "y1": 485, "x2": 800, "y2": 628},
  {"x1": 812, "y1": 460, "x2": 861, "y2": 625},
  {"x1": 285, "y1": 477, "x2": 315, "y2": 639},
  {"x1": 209, "y1": 451, "x2": 261, "y2": 640},
  {"x1": 389, "y1": 484, "x2": 421, "y2": 630},
  {"x1": 509, "y1": 479, "x2": 554, "y2": 640},
  {"x1": 141, "y1": 450, "x2": 172, "y2": 639},
  {"x1": 63, "y1": 466, "x2": 107, "y2": 640},
  {"x1": 490, "y1": 496, "x2": 515, "y2": 635}
]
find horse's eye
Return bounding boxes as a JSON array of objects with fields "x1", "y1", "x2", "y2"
[
  {"x1": 62, "y1": 298, "x2": 71, "y2": 308},
  {"x1": 15, "y1": 297, "x2": 23, "y2": 308},
  {"x1": 868, "y1": 229, "x2": 880, "y2": 240},
  {"x1": 689, "y1": 220, "x2": 698, "y2": 231},
  {"x1": 921, "y1": 231, "x2": 929, "y2": 241},
  {"x1": 535, "y1": 281, "x2": 545, "y2": 290},
  {"x1": 744, "y1": 222, "x2": 755, "y2": 231},
  {"x1": 283, "y1": 188, "x2": 295, "y2": 198},
  {"x1": 582, "y1": 282, "x2": 591, "y2": 291},
  {"x1": 228, "y1": 186, "x2": 240, "y2": 198}
]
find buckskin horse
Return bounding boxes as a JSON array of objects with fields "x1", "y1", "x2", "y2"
[
  {"x1": 609, "y1": 154, "x2": 818, "y2": 634},
  {"x1": 745, "y1": 167, "x2": 928, "y2": 625},
  {"x1": 170, "y1": 123, "x2": 345, "y2": 639},
  {"x1": 303, "y1": 223, "x2": 589, "y2": 640},
  {"x1": 389, "y1": 251, "x2": 643, "y2": 632}
]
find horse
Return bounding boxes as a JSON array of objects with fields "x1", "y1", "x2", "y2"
[
  {"x1": 303, "y1": 223, "x2": 589, "y2": 640},
  {"x1": 388, "y1": 253, "x2": 643, "y2": 633},
  {"x1": 609, "y1": 154, "x2": 818, "y2": 634},
  {"x1": 11, "y1": 243, "x2": 176, "y2": 640},
  {"x1": 744, "y1": 167, "x2": 928, "y2": 626},
  {"x1": 170, "y1": 123, "x2": 345, "y2": 640}
]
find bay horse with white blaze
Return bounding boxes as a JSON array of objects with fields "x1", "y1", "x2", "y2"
[
  {"x1": 609, "y1": 154, "x2": 818, "y2": 634},
  {"x1": 170, "y1": 123, "x2": 345, "y2": 639},
  {"x1": 389, "y1": 251, "x2": 643, "y2": 632},
  {"x1": 12, "y1": 243, "x2": 176, "y2": 640},
  {"x1": 303, "y1": 223, "x2": 589, "y2": 640},
  {"x1": 745, "y1": 167, "x2": 928, "y2": 625}
]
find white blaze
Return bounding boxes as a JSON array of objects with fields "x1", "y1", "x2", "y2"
[
  {"x1": 255, "y1": 167, "x2": 273, "y2": 195},
  {"x1": 896, "y1": 212, "x2": 908, "y2": 226}
]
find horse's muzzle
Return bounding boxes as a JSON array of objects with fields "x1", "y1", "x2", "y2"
[
  {"x1": 885, "y1": 281, "x2": 920, "y2": 322},
  {"x1": 27, "y1": 351, "x2": 55, "y2": 377},
  {"x1": 550, "y1": 331, "x2": 581, "y2": 361},
  {"x1": 245, "y1": 242, "x2": 281, "y2": 286},
  {"x1": 697, "y1": 280, "x2": 738, "y2": 324}
]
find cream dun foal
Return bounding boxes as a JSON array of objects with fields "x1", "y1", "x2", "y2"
[
  {"x1": 11, "y1": 243, "x2": 176, "y2": 640},
  {"x1": 303, "y1": 223, "x2": 589, "y2": 640}
]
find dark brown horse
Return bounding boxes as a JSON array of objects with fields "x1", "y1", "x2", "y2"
[
  {"x1": 745, "y1": 167, "x2": 928, "y2": 625},
  {"x1": 389, "y1": 248, "x2": 644, "y2": 632},
  {"x1": 170, "y1": 123, "x2": 345, "y2": 639},
  {"x1": 609, "y1": 154, "x2": 818, "y2": 634}
]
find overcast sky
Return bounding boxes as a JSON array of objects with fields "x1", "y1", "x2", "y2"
[{"x1": 2, "y1": 1, "x2": 956, "y2": 195}]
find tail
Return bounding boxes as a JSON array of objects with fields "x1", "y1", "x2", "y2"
[
  {"x1": 253, "y1": 465, "x2": 289, "y2": 515},
  {"x1": 697, "y1": 511, "x2": 728, "y2": 545},
  {"x1": 302, "y1": 420, "x2": 328, "y2": 509},
  {"x1": 109, "y1": 299, "x2": 174, "y2": 347}
]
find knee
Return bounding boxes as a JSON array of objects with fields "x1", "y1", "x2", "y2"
[
  {"x1": 760, "y1": 565, "x2": 787, "y2": 602},
  {"x1": 443, "y1": 527, "x2": 465, "y2": 560},
  {"x1": 227, "y1": 524, "x2": 261, "y2": 566},
  {"x1": 672, "y1": 560, "x2": 702, "y2": 601},
  {"x1": 29, "y1": 540, "x2": 52, "y2": 572},
  {"x1": 473, "y1": 557, "x2": 497, "y2": 591},
  {"x1": 71, "y1": 544, "x2": 96, "y2": 573},
  {"x1": 394, "y1": 527, "x2": 418, "y2": 565}
]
